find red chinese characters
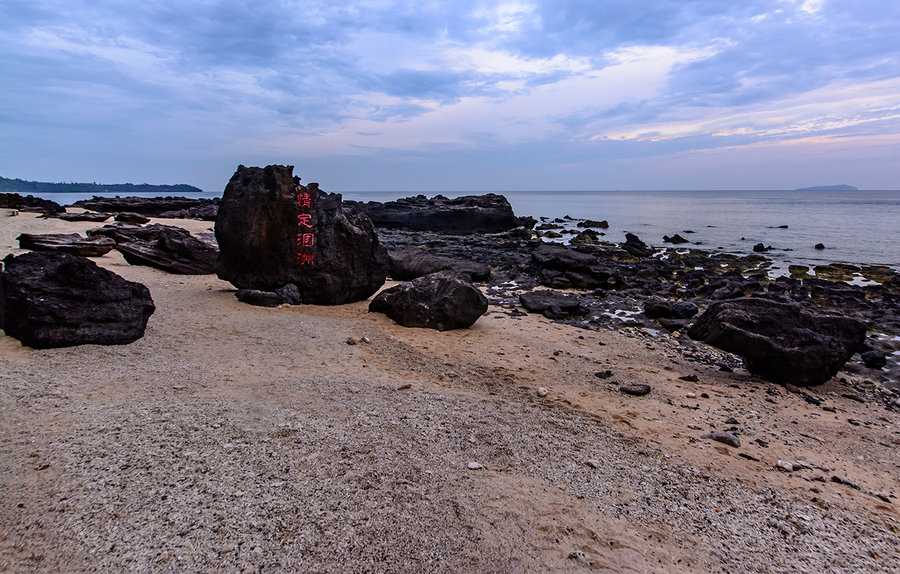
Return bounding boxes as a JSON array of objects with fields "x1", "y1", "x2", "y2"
[{"x1": 296, "y1": 190, "x2": 316, "y2": 265}]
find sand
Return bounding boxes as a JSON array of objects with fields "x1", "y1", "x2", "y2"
[{"x1": 0, "y1": 210, "x2": 898, "y2": 572}]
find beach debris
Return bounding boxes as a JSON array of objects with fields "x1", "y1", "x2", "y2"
[
  {"x1": 0, "y1": 251, "x2": 154, "y2": 348},
  {"x1": 688, "y1": 298, "x2": 866, "y2": 386},
  {"x1": 369, "y1": 271, "x2": 488, "y2": 331},
  {"x1": 620, "y1": 384, "x2": 652, "y2": 396},
  {"x1": 701, "y1": 431, "x2": 741, "y2": 448},
  {"x1": 215, "y1": 164, "x2": 388, "y2": 305},
  {"x1": 16, "y1": 232, "x2": 115, "y2": 257}
]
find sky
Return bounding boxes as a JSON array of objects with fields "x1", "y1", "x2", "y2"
[{"x1": 2, "y1": 0, "x2": 900, "y2": 192}]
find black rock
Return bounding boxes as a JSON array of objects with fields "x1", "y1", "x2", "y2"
[
  {"x1": 58, "y1": 211, "x2": 111, "y2": 222},
  {"x1": 622, "y1": 233, "x2": 653, "y2": 257},
  {"x1": 235, "y1": 289, "x2": 284, "y2": 307},
  {"x1": 519, "y1": 290, "x2": 589, "y2": 318},
  {"x1": 17, "y1": 233, "x2": 116, "y2": 257},
  {"x1": 73, "y1": 195, "x2": 219, "y2": 218},
  {"x1": 643, "y1": 299, "x2": 698, "y2": 320},
  {"x1": 369, "y1": 271, "x2": 488, "y2": 330},
  {"x1": 688, "y1": 298, "x2": 867, "y2": 386},
  {"x1": 345, "y1": 193, "x2": 522, "y2": 234},
  {"x1": 531, "y1": 244, "x2": 622, "y2": 290},
  {"x1": 620, "y1": 384, "x2": 651, "y2": 396},
  {"x1": 0, "y1": 193, "x2": 63, "y2": 213},
  {"x1": 663, "y1": 234, "x2": 690, "y2": 244},
  {"x1": 0, "y1": 251, "x2": 155, "y2": 348},
  {"x1": 861, "y1": 350, "x2": 887, "y2": 369},
  {"x1": 815, "y1": 243, "x2": 825, "y2": 250},
  {"x1": 577, "y1": 219, "x2": 609, "y2": 229},
  {"x1": 215, "y1": 165, "x2": 388, "y2": 305},
  {"x1": 678, "y1": 374, "x2": 699, "y2": 382},
  {"x1": 753, "y1": 243, "x2": 772, "y2": 253},
  {"x1": 116, "y1": 232, "x2": 218, "y2": 275},
  {"x1": 115, "y1": 212, "x2": 152, "y2": 224},
  {"x1": 388, "y1": 247, "x2": 490, "y2": 282}
]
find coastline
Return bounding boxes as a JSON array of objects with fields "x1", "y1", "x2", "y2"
[{"x1": 1, "y1": 209, "x2": 898, "y2": 572}]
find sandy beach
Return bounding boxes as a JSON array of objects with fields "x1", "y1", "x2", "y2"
[{"x1": 1, "y1": 211, "x2": 898, "y2": 572}]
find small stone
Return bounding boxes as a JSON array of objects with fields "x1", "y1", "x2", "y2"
[
  {"x1": 467, "y1": 462, "x2": 483, "y2": 470},
  {"x1": 568, "y1": 550, "x2": 590, "y2": 566},
  {"x1": 701, "y1": 431, "x2": 740, "y2": 448},
  {"x1": 688, "y1": 424, "x2": 703, "y2": 430},
  {"x1": 776, "y1": 460, "x2": 795, "y2": 472},
  {"x1": 584, "y1": 459, "x2": 601, "y2": 469},
  {"x1": 346, "y1": 337, "x2": 358, "y2": 345},
  {"x1": 686, "y1": 392, "x2": 697, "y2": 398},
  {"x1": 678, "y1": 374, "x2": 699, "y2": 382},
  {"x1": 724, "y1": 417, "x2": 739, "y2": 425},
  {"x1": 537, "y1": 387, "x2": 549, "y2": 397},
  {"x1": 396, "y1": 383, "x2": 412, "y2": 391},
  {"x1": 620, "y1": 384, "x2": 651, "y2": 396},
  {"x1": 594, "y1": 370, "x2": 613, "y2": 379}
]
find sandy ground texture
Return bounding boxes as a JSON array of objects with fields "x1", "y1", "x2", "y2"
[{"x1": 1, "y1": 210, "x2": 898, "y2": 573}]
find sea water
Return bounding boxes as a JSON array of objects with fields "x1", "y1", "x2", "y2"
[{"x1": 28, "y1": 189, "x2": 900, "y2": 270}]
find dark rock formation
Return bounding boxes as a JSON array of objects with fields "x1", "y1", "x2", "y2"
[
  {"x1": 88, "y1": 223, "x2": 218, "y2": 274},
  {"x1": 369, "y1": 271, "x2": 487, "y2": 330},
  {"x1": 17, "y1": 233, "x2": 116, "y2": 257},
  {"x1": 519, "y1": 290, "x2": 589, "y2": 319},
  {"x1": 578, "y1": 219, "x2": 609, "y2": 229},
  {"x1": 234, "y1": 284, "x2": 303, "y2": 307},
  {"x1": 72, "y1": 196, "x2": 219, "y2": 218},
  {"x1": 753, "y1": 243, "x2": 772, "y2": 253},
  {"x1": 58, "y1": 212, "x2": 111, "y2": 222},
  {"x1": 622, "y1": 233, "x2": 653, "y2": 257},
  {"x1": 159, "y1": 203, "x2": 219, "y2": 220},
  {"x1": 663, "y1": 234, "x2": 690, "y2": 244},
  {"x1": 0, "y1": 251, "x2": 154, "y2": 348},
  {"x1": 215, "y1": 165, "x2": 388, "y2": 305},
  {"x1": 688, "y1": 298, "x2": 867, "y2": 386},
  {"x1": 115, "y1": 212, "x2": 151, "y2": 224},
  {"x1": 388, "y1": 247, "x2": 490, "y2": 282},
  {"x1": 643, "y1": 299, "x2": 698, "y2": 319},
  {"x1": 0, "y1": 193, "x2": 63, "y2": 213},
  {"x1": 531, "y1": 244, "x2": 622, "y2": 290},
  {"x1": 345, "y1": 193, "x2": 525, "y2": 234},
  {"x1": 570, "y1": 229, "x2": 602, "y2": 245},
  {"x1": 862, "y1": 350, "x2": 887, "y2": 369},
  {"x1": 815, "y1": 243, "x2": 825, "y2": 250}
]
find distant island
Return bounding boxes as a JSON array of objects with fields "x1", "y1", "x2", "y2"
[
  {"x1": 795, "y1": 184, "x2": 858, "y2": 191},
  {"x1": 0, "y1": 176, "x2": 203, "y2": 195}
]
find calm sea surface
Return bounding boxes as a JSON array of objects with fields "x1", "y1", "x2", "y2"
[{"x1": 31, "y1": 189, "x2": 900, "y2": 270}]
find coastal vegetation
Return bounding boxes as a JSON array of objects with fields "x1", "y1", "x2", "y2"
[{"x1": 0, "y1": 175, "x2": 203, "y2": 195}]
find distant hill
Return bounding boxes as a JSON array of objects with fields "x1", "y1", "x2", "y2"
[
  {"x1": 795, "y1": 184, "x2": 858, "y2": 191},
  {"x1": 0, "y1": 176, "x2": 203, "y2": 195}
]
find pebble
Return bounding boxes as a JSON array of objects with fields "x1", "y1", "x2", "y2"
[
  {"x1": 701, "y1": 431, "x2": 741, "y2": 448},
  {"x1": 686, "y1": 392, "x2": 697, "y2": 398},
  {"x1": 584, "y1": 459, "x2": 601, "y2": 469},
  {"x1": 594, "y1": 370, "x2": 614, "y2": 379},
  {"x1": 620, "y1": 384, "x2": 651, "y2": 396},
  {"x1": 568, "y1": 550, "x2": 590, "y2": 566},
  {"x1": 467, "y1": 462, "x2": 483, "y2": 470},
  {"x1": 688, "y1": 424, "x2": 703, "y2": 430},
  {"x1": 537, "y1": 387, "x2": 549, "y2": 397},
  {"x1": 679, "y1": 374, "x2": 699, "y2": 382},
  {"x1": 345, "y1": 337, "x2": 358, "y2": 345},
  {"x1": 724, "y1": 417, "x2": 739, "y2": 425}
]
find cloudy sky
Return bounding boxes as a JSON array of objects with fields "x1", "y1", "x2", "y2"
[{"x1": 2, "y1": 0, "x2": 899, "y2": 191}]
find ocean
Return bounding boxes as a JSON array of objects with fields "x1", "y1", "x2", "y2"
[{"x1": 27, "y1": 189, "x2": 900, "y2": 271}]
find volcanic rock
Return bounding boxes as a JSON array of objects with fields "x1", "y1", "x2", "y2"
[
  {"x1": 58, "y1": 212, "x2": 111, "y2": 222},
  {"x1": 577, "y1": 219, "x2": 609, "y2": 229},
  {"x1": 519, "y1": 290, "x2": 589, "y2": 319},
  {"x1": 115, "y1": 212, "x2": 151, "y2": 224},
  {"x1": 687, "y1": 297, "x2": 867, "y2": 386},
  {"x1": 345, "y1": 193, "x2": 523, "y2": 234},
  {"x1": 17, "y1": 233, "x2": 116, "y2": 257},
  {"x1": 369, "y1": 271, "x2": 488, "y2": 330},
  {"x1": 663, "y1": 234, "x2": 690, "y2": 244},
  {"x1": 643, "y1": 299, "x2": 698, "y2": 320},
  {"x1": 73, "y1": 196, "x2": 219, "y2": 218},
  {"x1": 0, "y1": 251, "x2": 154, "y2": 348},
  {"x1": 531, "y1": 244, "x2": 622, "y2": 290},
  {"x1": 0, "y1": 193, "x2": 63, "y2": 213},
  {"x1": 215, "y1": 165, "x2": 388, "y2": 305},
  {"x1": 622, "y1": 233, "x2": 653, "y2": 257},
  {"x1": 388, "y1": 247, "x2": 490, "y2": 282}
]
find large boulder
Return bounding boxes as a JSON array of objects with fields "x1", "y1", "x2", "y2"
[
  {"x1": 530, "y1": 244, "x2": 622, "y2": 290},
  {"x1": 215, "y1": 165, "x2": 388, "y2": 305},
  {"x1": 369, "y1": 271, "x2": 488, "y2": 330},
  {"x1": 345, "y1": 193, "x2": 524, "y2": 234},
  {"x1": 0, "y1": 251, "x2": 155, "y2": 348},
  {"x1": 17, "y1": 233, "x2": 116, "y2": 257},
  {"x1": 388, "y1": 247, "x2": 490, "y2": 282},
  {"x1": 687, "y1": 298, "x2": 867, "y2": 386}
]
